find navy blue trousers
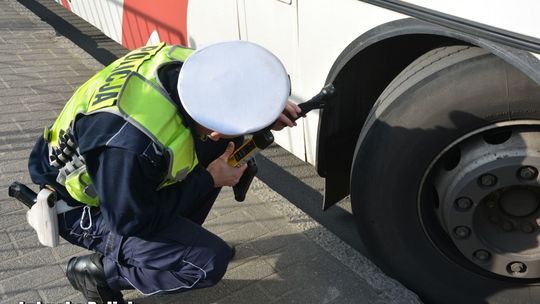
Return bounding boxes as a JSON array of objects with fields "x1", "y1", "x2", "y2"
[{"x1": 58, "y1": 136, "x2": 241, "y2": 295}]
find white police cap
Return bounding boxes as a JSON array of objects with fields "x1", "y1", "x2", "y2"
[{"x1": 177, "y1": 41, "x2": 290, "y2": 136}]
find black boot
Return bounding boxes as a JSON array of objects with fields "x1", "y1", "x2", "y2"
[{"x1": 66, "y1": 253, "x2": 125, "y2": 304}]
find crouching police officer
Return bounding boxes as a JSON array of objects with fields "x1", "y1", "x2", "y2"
[{"x1": 27, "y1": 41, "x2": 299, "y2": 303}]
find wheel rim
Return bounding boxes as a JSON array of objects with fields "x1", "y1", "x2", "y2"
[{"x1": 420, "y1": 122, "x2": 540, "y2": 280}]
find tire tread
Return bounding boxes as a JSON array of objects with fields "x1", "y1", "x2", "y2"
[{"x1": 356, "y1": 46, "x2": 490, "y2": 152}]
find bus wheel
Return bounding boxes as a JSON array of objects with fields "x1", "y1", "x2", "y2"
[{"x1": 351, "y1": 46, "x2": 540, "y2": 303}]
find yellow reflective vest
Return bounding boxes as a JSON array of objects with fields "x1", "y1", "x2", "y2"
[{"x1": 45, "y1": 43, "x2": 198, "y2": 206}]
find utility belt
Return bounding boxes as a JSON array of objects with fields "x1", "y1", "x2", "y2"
[
  {"x1": 47, "y1": 127, "x2": 99, "y2": 206},
  {"x1": 9, "y1": 182, "x2": 87, "y2": 247}
]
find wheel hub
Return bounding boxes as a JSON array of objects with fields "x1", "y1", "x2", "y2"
[
  {"x1": 499, "y1": 188, "x2": 539, "y2": 217},
  {"x1": 431, "y1": 126, "x2": 540, "y2": 279}
]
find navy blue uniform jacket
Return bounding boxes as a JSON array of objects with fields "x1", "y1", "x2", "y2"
[{"x1": 28, "y1": 64, "x2": 216, "y2": 238}]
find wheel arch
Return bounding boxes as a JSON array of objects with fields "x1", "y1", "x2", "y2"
[{"x1": 318, "y1": 18, "x2": 540, "y2": 210}]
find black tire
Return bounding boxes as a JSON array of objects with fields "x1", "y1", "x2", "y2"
[{"x1": 351, "y1": 46, "x2": 540, "y2": 304}]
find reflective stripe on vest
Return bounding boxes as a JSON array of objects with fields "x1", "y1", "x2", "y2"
[{"x1": 47, "y1": 43, "x2": 198, "y2": 206}]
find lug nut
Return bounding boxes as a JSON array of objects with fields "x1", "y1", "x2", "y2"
[
  {"x1": 521, "y1": 223, "x2": 534, "y2": 233},
  {"x1": 502, "y1": 221, "x2": 514, "y2": 232},
  {"x1": 453, "y1": 226, "x2": 471, "y2": 239},
  {"x1": 455, "y1": 197, "x2": 473, "y2": 211},
  {"x1": 479, "y1": 174, "x2": 497, "y2": 187},
  {"x1": 508, "y1": 262, "x2": 527, "y2": 275},
  {"x1": 473, "y1": 249, "x2": 491, "y2": 262},
  {"x1": 518, "y1": 166, "x2": 538, "y2": 181}
]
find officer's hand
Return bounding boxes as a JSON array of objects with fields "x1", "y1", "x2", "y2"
[
  {"x1": 207, "y1": 142, "x2": 248, "y2": 187},
  {"x1": 272, "y1": 100, "x2": 301, "y2": 131}
]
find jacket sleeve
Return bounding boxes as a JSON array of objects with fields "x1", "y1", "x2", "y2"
[{"x1": 84, "y1": 147, "x2": 215, "y2": 237}]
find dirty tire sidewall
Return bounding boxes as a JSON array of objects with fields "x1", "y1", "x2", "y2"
[{"x1": 351, "y1": 46, "x2": 540, "y2": 304}]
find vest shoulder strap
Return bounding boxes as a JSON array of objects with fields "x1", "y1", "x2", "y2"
[
  {"x1": 116, "y1": 72, "x2": 198, "y2": 184},
  {"x1": 87, "y1": 43, "x2": 166, "y2": 113},
  {"x1": 117, "y1": 72, "x2": 180, "y2": 146},
  {"x1": 166, "y1": 45, "x2": 193, "y2": 62}
]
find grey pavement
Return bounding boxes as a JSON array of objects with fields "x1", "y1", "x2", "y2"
[{"x1": 0, "y1": 0, "x2": 420, "y2": 303}]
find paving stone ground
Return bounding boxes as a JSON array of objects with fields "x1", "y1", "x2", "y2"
[{"x1": 0, "y1": 1, "x2": 420, "y2": 303}]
